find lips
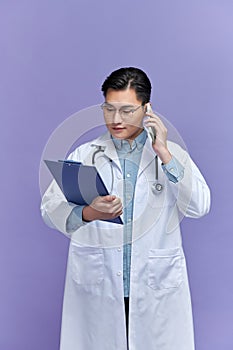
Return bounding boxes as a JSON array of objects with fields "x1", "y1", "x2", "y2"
[{"x1": 112, "y1": 127, "x2": 126, "y2": 130}]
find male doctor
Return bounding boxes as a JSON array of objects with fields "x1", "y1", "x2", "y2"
[{"x1": 41, "y1": 67, "x2": 211, "y2": 350}]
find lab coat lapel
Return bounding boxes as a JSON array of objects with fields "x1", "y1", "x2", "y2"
[
  {"x1": 138, "y1": 138, "x2": 157, "y2": 177},
  {"x1": 91, "y1": 132, "x2": 157, "y2": 176},
  {"x1": 91, "y1": 132, "x2": 122, "y2": 173}
]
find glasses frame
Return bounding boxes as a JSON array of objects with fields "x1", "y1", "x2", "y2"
[{"x1": 100, "y1": 102, "x2": 143, "y2": 119}]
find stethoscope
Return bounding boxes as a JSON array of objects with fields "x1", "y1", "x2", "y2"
[{"x1": 91, "y1": 145, "x2": 163, "y2": 194}]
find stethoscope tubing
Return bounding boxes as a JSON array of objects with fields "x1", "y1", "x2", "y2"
[{"x1": 91, "y1": 146, "x2": 163, "y2": 194}]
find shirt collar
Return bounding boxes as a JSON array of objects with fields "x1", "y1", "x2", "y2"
[{"x1": 111, "y1": 128, "x2": 147, "y2": 151}]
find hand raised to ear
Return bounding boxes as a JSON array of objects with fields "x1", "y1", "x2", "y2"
[{"x1": 144, "y1": 104, "x2": 172, "y2": 165}]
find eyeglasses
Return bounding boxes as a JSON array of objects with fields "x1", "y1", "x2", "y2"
[{"x1": 101, "y1": 103, "x2": 143, "y2": 119}]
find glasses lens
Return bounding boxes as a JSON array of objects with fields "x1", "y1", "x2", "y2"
[
  {"x1": 102, "y1": 105, "x2": 116, "y2": 117},
  {"x1": 120, "y1": 109, "x2": 132, "y2": 118},
  {"x1": 101, "y1": 104, "x2": 142, "y2": 119}
]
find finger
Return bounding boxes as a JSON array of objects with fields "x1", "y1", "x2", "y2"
[
  {"x1": 112, "y1": 208, "x2": 123, "y2": 217},
  {"x1": 111, "y1": 197, "x2": 122, "y2": 205},
  {"x1": 115, "y1": 209, "x2": 123, "y2": 217},
  {"x1": 145, "y1": 119, "x2": 167, "y2": 133},
  {"x1": 108, "y1": 199, "x2": 123, "y2": 210},
  {"x1": 144, "y1": 116, "x2": 165, "y2": 128},
  {"x1": 145, "y1": 114, "x2": 161, "y2": 121},
  {"x1": 144, "y1": 112, "x2": 165, "y2": 125},
  {"x1": 144, "y1": 109, "x2": 161, "y2": 118},
  {"x1": 145, "y1": 121, "x2": 166, "y2": 132},
  {"x1": 111, "y1": 202, "x2": 123, "y2": 213},
  {"x1": 104, "y1": 195, "x2": 116, "y2": 202},
  {"x1": 100, "y1": 198, "x2": 122, "y2": 214},
  {"x1": 112, "y1": 200, "x2": 123, "y2": 210}
]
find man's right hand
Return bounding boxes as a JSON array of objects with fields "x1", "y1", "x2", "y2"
[{"x1": 82, "y1": 195, "x2": 123, "y2": 222}]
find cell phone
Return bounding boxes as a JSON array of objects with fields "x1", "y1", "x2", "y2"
[{"x1": 146, "y1": 103, "x2": 156, "y2": 144}]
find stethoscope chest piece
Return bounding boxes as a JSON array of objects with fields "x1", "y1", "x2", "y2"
[{"x1": 152, "y1": 182, "x2": 163, "y2": 194}]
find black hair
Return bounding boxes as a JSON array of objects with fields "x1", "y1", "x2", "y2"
[{"x1": 101, "y1": 67, "x2": 152, "y2": 105}]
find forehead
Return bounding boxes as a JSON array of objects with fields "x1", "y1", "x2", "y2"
[{"x1": 105, "y1": 88, "x2": 141, "y2": 105}]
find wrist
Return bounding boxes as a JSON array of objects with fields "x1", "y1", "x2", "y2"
[
  {"x1": 157, "y1": 148, "x2": 172, "y2": 164},
  {"x1": 82, "y1": 206, "x2": 98, "y2": 222}
]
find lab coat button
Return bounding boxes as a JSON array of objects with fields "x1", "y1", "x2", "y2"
[
  {"x1": 117, "y1": 271, "x2": 122, "y2": 276},
  {"x1": 117, "y1": 247, "x2": 121, "y2": 252}
]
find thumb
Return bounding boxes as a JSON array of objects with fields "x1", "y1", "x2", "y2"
[{"x1": 104, "y1": 195, "x2": 116, "y2": 202}]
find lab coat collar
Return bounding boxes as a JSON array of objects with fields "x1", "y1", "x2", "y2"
[
  {"x1": 90, "y1": 132, "x2": 122, "y2": 171},
  {"x1": 91, "y1": 131, "x2": 157, "y2": 176}
]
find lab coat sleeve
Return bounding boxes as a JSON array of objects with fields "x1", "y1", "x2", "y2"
[
  {"x1": 40, "y1": 147, "x2": 87, "y2": 238},
  {"x1": 167, "y1": 142, "x2": 211, "y2": 218},
  {"x1": 40, "y1": 179, "x2": 79, "y2": 238},
  {"x1": 66, "y1": 205, "x2": 87, "y2": 233}
]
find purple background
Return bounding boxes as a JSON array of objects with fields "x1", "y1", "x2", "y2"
[{"x1": 1, "y1": 1, "x2": 232, "y2": 349}]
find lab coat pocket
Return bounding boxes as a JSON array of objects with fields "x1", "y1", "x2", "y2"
[
  {"x1": 147, "y1": 247, "x2": 183, "y2": 290},
  {"x1": 70, "y1": 244, "x2": 104, "y2": 285}
]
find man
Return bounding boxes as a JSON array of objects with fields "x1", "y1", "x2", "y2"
[{"x1": 41, "y1": 67, "x2": 210, "y2": 350}]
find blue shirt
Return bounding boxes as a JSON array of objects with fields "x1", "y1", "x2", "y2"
[
  {"x1": 112, "y1": 130, "x2": 147, "y2": 297},
  {"x1": 66, "y1": 130, "x2": 184, "y2": 297}
]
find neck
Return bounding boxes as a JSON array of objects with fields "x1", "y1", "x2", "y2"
[{"x1": 126, "y1": 128, "x2": 144, "y2": 145}]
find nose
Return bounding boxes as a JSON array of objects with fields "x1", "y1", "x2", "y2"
[{"x1": 112, "y1": 109, "x2": 123, "y2": 124}]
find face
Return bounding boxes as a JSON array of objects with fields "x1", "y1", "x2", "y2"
[{"x1": 103, "y1": 88, "x2": 146, "y2": 142}]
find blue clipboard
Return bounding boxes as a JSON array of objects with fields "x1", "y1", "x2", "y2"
[{"x1": 44, "y1": 159, "x2": 123, "y2": 225}]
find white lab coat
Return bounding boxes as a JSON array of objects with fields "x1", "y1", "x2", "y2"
[{"x1": 41, "y1": 131, "x2": 210, "y2": 350}]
